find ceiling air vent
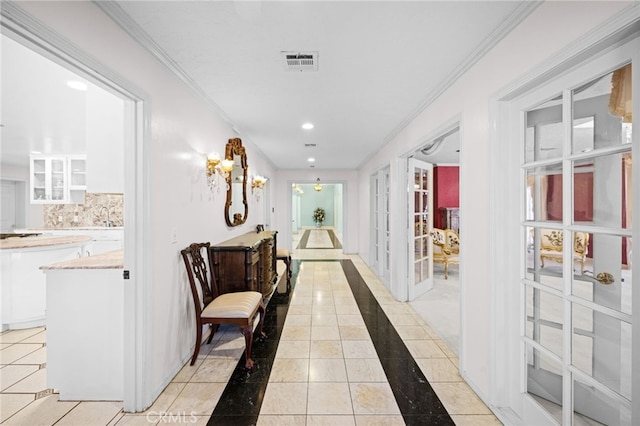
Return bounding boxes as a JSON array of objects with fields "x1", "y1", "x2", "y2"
[
  {"x1": 282, "y1": 51, "x2": 318, "y2": 72},
  {"x1": 305, "y1": 143, "x2": 317, "y2": 147}
]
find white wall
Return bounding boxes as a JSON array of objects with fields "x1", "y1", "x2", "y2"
[
  {"x1": 357, "y1": 0, "x2": 633, "y2": 405},
  {"x1": 86, "y1": 85, "x2": 125, "y2": 193},
  {"x1": 0, "y1": 164, "x2": 43, "y2": 228},
  {"x1": 14, "y1": 1, "x2": 276, "y2": 410}
]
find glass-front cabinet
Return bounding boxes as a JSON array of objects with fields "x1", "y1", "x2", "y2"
[{"x1": 30, "y1": 155, "x2": 86, "y2": 204}]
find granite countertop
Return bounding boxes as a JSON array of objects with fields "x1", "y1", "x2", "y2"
[
  {"x1": 15, "y1": 227, "x2": 124, "y2": 231},
  {"x1": 0, "y1": 235, "x2": 93, "y2": 250},
  {"x1": 41, "y1": 250, "x2": 124, "y2": 270}
]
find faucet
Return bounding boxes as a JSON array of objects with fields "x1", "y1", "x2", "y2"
[{"x1": 100, "y1": 206, "x2": 113, "y2": 227}]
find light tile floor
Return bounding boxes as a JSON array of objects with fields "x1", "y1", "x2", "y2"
[{"x1": 0, "y1": 237, "x2": 501, "y2": 425}]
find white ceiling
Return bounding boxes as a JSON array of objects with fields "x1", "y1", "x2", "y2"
[
  {"x1": 1, "y1": 35, "x2": 94, "y2": 166},
  {"x1": 1, "y1": 1, "x2": 532, "y2": 170}
]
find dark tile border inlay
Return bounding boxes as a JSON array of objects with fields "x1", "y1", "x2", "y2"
[
  {"x1": 327, "y1": 229, "x2": 343, "y2": 249},
  {"x1": 296, "y1": 229, "x2": 342, "y2": 249},
  {"x1": 207, "y1": 262, "x2": 300, "y2": 425},
  {"x1": 296, "y1": 230, "x2": 310, "y2": 249},
  {"x1": 209, "y1": 259, "x2": 453, "y2": 425},
  {"x1": 340, "y1": 260, "x2": 454, "y2": 425}
]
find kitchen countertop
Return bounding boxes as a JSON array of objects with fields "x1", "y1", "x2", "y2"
[
  {"x1": 15, "y1": 226, "x2": 124, "y2": 231},
  {"x1": 41, "y1": 249, "x2": 124, "y2": 270},
  {"x1": 0, "y1": 235, "x2": 92, "y2": 250}
]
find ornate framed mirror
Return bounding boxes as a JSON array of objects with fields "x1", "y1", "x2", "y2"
[{"x1": 224, "y1": 138, "x2": 248, "y2": 227}]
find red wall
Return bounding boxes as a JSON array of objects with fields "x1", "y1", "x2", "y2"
[
  {"x1": 546, "y1": 171, "x2": 599, "y2": 260},
  {"x1": 433, "y1": 166, "x2": 459, "y2": 229}
]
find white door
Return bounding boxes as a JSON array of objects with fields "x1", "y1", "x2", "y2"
[
  {"x1": 408, "y1": 158, "x2": 433, "y2": 300},
  {"x1": 1, "y1": 180, "x2": 17, "y2": 232},
  {"x1": 371, "y1": 167, "x2": 392, "y2": 285},
  {"x1": 521, "y1": 43, "x2": 636, "y2": 425}
]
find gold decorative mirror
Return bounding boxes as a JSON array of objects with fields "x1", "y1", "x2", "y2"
[{"x1": 224, "y1": 138, "x2": 248, "y2": 227}]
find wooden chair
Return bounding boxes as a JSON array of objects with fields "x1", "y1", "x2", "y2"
[
  {"x1": 276, "y1": 248, "x2": 292, "y2": 287},
  {"x1": 181, "y1": 242, "x2": 266, "y2": 369},
  {"x1": 430, "y1": 228, "x2": 460, "y2": 279}
]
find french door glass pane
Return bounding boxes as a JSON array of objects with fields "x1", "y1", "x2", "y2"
[
  {"x1": 525, "y1": 285, "x2": 563, "y2": 357},
  {"x1": 572, "y1": 152, "x2": 631, "y2": 228},
  {"x1": 525, "y1": 95, "x2": 563, "y2": 163},
  {"x1": 572, "y1": 233, "x2": 632, "y2": 315},
  {"x1": 526, "y1": 344, "x2": 563, "y2": 424},
  {"x1": 573, "y1": 376, "x2": 631, "y2": 426},
  {"x1": 525, "y1": 164, "x2": 563, "y2": 222},
  {"x1": 526, "y1": 226, "x2": 565, "y2": 291},
  {"x1": 571, "y1": 302, "x2": 632, "y2": 400},
  {"x1": 572, "y1": 64, "x2": 632, "y2": 154}
]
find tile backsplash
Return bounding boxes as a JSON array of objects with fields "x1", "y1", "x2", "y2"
[{"x1": 43, "y1": 193, "x2": 124, "y2": 227}]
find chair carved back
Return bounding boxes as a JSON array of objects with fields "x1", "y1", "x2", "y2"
[
  {"x1": 431, "y1": 228, "x2": 459, "y2": 255},
  {"x1": 446, "y1": 229, "x2": 460, "y2": 253},
  {"x1": 181, "y1": 242, "x2": 219, "y2": 312},
  {"x1": 541, "y1": 230, "x2": 589, "y2": 256}
]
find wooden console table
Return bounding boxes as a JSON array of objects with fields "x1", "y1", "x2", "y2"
[{"x1": 209, "y1": 230, "x2": 278, "y2": 298}]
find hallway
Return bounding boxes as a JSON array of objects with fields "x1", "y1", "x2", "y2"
[{"x1": 1, "y1": 239, "x2": 498, "y2": 425}]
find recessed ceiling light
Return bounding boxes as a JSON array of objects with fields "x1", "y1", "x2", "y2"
[
  {"x1": 67, "y1": 81, "x2": 88, "y2": 91},
  {"x1": 307, "y1": 157, "x2": 315, "y2": 162},
  {"x1": 302, "y1": 123, "x2": 314, "y2": 130}
]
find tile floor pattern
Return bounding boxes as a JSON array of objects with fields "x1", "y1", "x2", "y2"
[{"x1": 0, "y1": 243, "x2": 501, "y2": 425}]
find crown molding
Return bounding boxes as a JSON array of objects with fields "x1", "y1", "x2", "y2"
[
  {"x1": 357, "y1": 1, "x2": 543, "y2": 169},
  {"x1": 94, "y1": 1, "x2": 277, "y2": 171}
]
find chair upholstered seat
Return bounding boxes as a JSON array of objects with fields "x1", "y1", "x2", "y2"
[
  {"x1": 202, "y1": 291, "x2": 263, "y2": 319},
  {"x1": 276, "y1": 248, "x2": 292, "y2": 288}
]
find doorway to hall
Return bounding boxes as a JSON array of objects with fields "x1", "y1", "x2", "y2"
[
  {"x1": 407, "y1": 125, "x2": 461, "y2": 354},
  {"x1": 291, "y1": 181, "x2": 344, "y2": 257}
]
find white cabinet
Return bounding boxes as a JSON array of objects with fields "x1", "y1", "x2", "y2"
[
  {"x1": 30, "y1": 155, "x2": 86, "y2": 204},
  {"x1": 82, "y1": 229, "x2": 123, "y2": 256},
  {"x1": 1, "y1": 237, "x2": 91, "y2": 330},
  {"x1": 30, "y1": 156, "x2": 67, "y2": 203},
  {"x1": 45, "y1": 266, "x2": 124, "y2": 400}
]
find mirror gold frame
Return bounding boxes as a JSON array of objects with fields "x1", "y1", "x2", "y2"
[{"x1": 224, "y1": 138, "x2": 248, "y2": 227}]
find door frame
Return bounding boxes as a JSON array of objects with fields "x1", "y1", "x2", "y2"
[
  {"x1": 490, "y1": 14, "x2": 640, "y2": 424},
  {"x1": 1, "y1": 4, "x2": 151, "y2": 412},
  {"x1": 398, "y1": 117, "x2": 464, "y2": 302},
  {"x1": 285, "y1": 179, "x2": 347, "y2": 252}
]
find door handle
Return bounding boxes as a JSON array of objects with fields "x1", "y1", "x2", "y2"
[{"x1": 595, "y1": 272, "x2": 615, "y2": 285}]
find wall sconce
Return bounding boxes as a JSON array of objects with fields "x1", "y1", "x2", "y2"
[
  {"x1": 314, "y1": 178, "x2": 323, "y2": 192},
  {"x1": 292, "y1": 183, "x2": 304, "y2": 194},
  {"x1": 251, "y1": 175, "x2": 268, "y2": 200},
  {"x1": 206, "y1": 152, "x2": 234, "y2": 191}
]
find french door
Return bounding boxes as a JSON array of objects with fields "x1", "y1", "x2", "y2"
[
  {"x1": 408, "y1": 158, "x2": 433, "y2": 300},
  {"x1": 521, "y1": 40, "x2": 636, "y2": 425},
  {"x1": 371, "y1": 167, "x2": 391, "y2": 285}
]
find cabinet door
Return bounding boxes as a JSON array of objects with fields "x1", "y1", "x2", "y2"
[
  {"x1": 30, "y1": 157, "x2": 48, "y2": 202},
  {"x1": 30, "y1": 156, "x2": 68, "y2": 204},
  {"x1": 67, "y1": 156, "x2": 87, "y2": 204}
]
